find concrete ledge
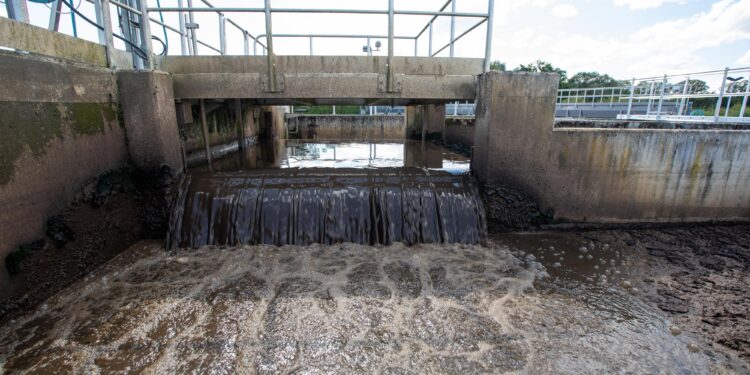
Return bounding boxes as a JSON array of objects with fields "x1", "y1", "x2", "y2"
[
  {"x1": 555, "y1": 119, "x2": 750, "y2": 130},
  {"x1": 0, "y1": 16, "x2": 107, "y2": 67},
  {"x1": 172, "y1": 73, "x2": 476, "y2": 103},
  {"x1": 157, "y1": 55, "x2": 484, "y2": 76}
]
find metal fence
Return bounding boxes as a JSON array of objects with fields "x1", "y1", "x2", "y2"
[
  {"x1": 4, "y1": 0, "x2": 495, "y2": 77},
  {"x1": 557, "y1": 67, "x2": 750, "y2": 124}
]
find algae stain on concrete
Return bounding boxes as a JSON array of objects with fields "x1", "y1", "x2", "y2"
[
  {"x1": 0, "y1": 101, "x2": 118, "y2": 185},
  {"x1": 0, "y1": 101, "x2": 63, "y2": 185}
]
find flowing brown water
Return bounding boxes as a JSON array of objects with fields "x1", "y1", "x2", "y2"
[{"x1": 168, "y1": 168, "x2": 487, "y2": 248}]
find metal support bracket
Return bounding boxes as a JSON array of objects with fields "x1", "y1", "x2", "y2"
[
  {"x1": 261, "y1": 74, "x2": 285, "y2": 93},
  {"x1": 378, "y1": 74, "x2": 402, "y2": 93}
]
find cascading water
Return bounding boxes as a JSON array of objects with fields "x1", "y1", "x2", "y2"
[{"x1": 167, "y1": 167, "x2": 487, "y2": 248}]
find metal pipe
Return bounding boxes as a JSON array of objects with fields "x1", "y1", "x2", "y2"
[
  {"x1": 428, "y1": 21, "x2": 433, "y2": 56},
  {"x1": 147, "y1": 6, "x2": 487, "y2": 17},
  {"x1": 257, "y1": 33, "x2": 413, "y2": 40},
  {"x1": 449, "y1": 0, "x2": 456, "y2": 57},
  {"x1": 92, "y1": 0, "x2": 106, "y2": 44},
  {"x1": 366, "y1": 37, "x2": 371, "y2": 56},
  {"x1": 646, "y1": 81, "x2": 655, "y2": 115},
  {"x1": 656, "y1": 75, "x2": 667, "y2": 121},
  {"x1": 678, "y1": 76, "x2": 689, "y2": 116},
  {"x1": 177, "y1": 0, "x2": 187, "y2": 55},
  {"x1": 415, "y1": 0, "x2": 452, "y2": 39},
  {"x1": 187, "y1": 0, "x2": 197, "y2": 54},
  {"x1": 137, "y1": 0, "x2": 153, "y2": 69},
  {"x1": 309, "y1": 36, "x2": 313, "y2": 56},
  {"x1": 111, "y1": 0, "x2": 141, "y2": 15},
  {"x1": 387, "y1": 0, "x2": 394, "y2": 92},
  {"x1": 741, "y1": 71, "x2": 749, "y2": 118},
  {"x1": 48, "y1": 0, "x2": 62, "y2": 30},
  {"x1": 484, "y1": 0, "x2": 494, "y2": 72},
  {"x1": 243, "y1": 32, "x2": 249, "y2": 55},
  {"x1": 432, "y1": 18, "x2": 487, "y2": 57},
  {"x1": 414, "y1": 38, "x2": 418, "y2": 57},
  {"x1": 6, "y1": 0, "x2": 30, "y2": 22},
  {"x1": 219, "y1": 13, "x2": 226, "y2": 54},
  {"x1": 99, "y1": 0, "x2": 116, "y2": 67},
  {"x1": 715, "y1": 67, "x2": 729, "y2": 123},
  {"x1": 264, "y1": 0, "x2": 277, "y2": 92},
  {"x1": 184, "y1": 14, "x2": 193, "y2": 55}
]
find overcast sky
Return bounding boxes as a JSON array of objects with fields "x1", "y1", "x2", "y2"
[{"x1": 9, "y1": 0, "x2": 750, "y2": 80}]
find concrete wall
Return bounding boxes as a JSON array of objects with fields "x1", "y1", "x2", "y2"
[
  {"x1": 474, "y1": 71, "x2": 750, "y2": 222},
  {"x1": 0, "y1": 52, "x2": 128, "y2": 281},
  {"x1": 285, "y1": 114, "x2": 405, "y2": 140},
  {"x1": 445, "y1": 117, "x2": 475, "y2": 147},
  {"x1": 405, "y1": 105, "x2": 445, "y2": 140}
]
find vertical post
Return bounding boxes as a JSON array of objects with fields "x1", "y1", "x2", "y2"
[
  {"x1": 333, "y1": 106, "x2": 336, "y2": 115},
  {"x1": 366, "y1": 37, "x2": 372, "y2": 56},
  {"x1": 678, "y1": 76, "x2": 689, "y2": 116},
  {"x1": 93, "y1": 0, "x2": 106, "y2": 44},
  {"x1": 253, "y1": 39, "x2": 257, "y2": 55},
  {"x1": 626, "y1": 78, "x2": 635, "y2": 118},
  {"x1": 387, "y1": 0, "x2": 395, "y2": 92},
  {"x1": 6, "y1": 0, "x2": 29, "y2": 23},
  {"x1": 99, "y1": 0, "x2": 116, "y2": 67},
  {"x1": 243, "y1": 33, "x2": 250, "y2": 55},
  {"x1": 714, "y1": 67, "x2": 729, "y2": 123},
  {"x1": 453, "y1": 101, "x2": 458, "y2": 116},
  {"x1": 656, "y1": 74, "x2": 667, "y2": 121},
  {"x1": 235, "y1": 99, "x2": 246, "y2": 151},
  {"x1": 483, "y1": 0, "x2": 494, "y2": 72},
  {"x1": 309, "y1": 36, "x2": 313, "y2": 56},
  {"x1": 219, "y1": 14, "x2": 226, "y2": 55},
  {"x1": 178, "y1": 0, "x2": 187, "y2": 55},
  {"x1": 200, "y1": 100, "x2": 213, "y2": 168},
  {"x1": 264, "y1": 0, "x2": 277, "y2": 92},
  {"x1": 187, "y1": 0, "x2": 198, "y2": 54},
  {"x1": 449, "y1": 0, "x2": 456, "y2": 57},
  {"x1": 428, "y1": 21, "x2": 433, "y2": 57},
  {"x1": 646, "y1": 81, "x2": 655, "y2": 115},
  {"x1": 137, "y1": 0, "x2": 153, "y2": 69},
  {"x1": 184, "y1": 14, "x2": 194, "y2": 55},
  {"x1": 414, "y1": 38, "x2": 418, "y2": 57},
  {"x1": 48, "y1": 0, "x2": 62, "y2": 31},
  {"x1": 740, "y1": 72, "x2": 749, "y2": 118}
]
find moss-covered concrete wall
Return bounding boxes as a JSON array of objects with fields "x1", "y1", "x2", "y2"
[{"x1": 0, "y1": 52, "x2": 128, "y2": 294}]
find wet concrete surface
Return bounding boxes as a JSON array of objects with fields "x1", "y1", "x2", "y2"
[{"x1": 2, "y1": 234, "x2": 745, "y2": 374}]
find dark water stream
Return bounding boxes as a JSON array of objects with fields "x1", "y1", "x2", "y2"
[{"x1": 170, "y1": 140, "x2": 485, "y2": 248}]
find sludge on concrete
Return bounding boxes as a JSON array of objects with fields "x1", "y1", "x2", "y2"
[{"x1": 0, "y1": 240, "x2": 737, "y2": 374}]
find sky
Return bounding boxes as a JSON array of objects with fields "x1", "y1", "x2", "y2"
[{"x1": 7, "y1": 0, "x2": 750, "y2": 81}]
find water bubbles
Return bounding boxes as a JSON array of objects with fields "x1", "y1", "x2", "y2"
[
  {"x1": 620, "y1": 280, "x2": 632, "y2": 289},
  {"x1": 670, "y1": 326, "x2": 682, "y2": 336},
  {"x1": 552, "y1": 262, "x2": 562, "y2": 268},
  {"x1": 578, "y1": 247, "x2": 588, "y2": 254},
  {"x1": 586, "y1": 255, "x2": 593, "y2": 260},
  {"x1": 687, "y1": 343, "x2": 700, "y2": 353}
]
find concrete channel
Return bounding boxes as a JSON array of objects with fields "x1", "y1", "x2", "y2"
[{"x1": 1, "y1": 16, "x2": 750, "y2": 374}]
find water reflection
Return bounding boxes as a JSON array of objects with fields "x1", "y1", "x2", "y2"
[{"x1": 196, "y1": 140, "x2": 470, "y2": 175}]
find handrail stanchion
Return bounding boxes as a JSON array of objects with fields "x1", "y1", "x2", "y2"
[
  {"x1": 483, "y1": 0, "x2": 494, "y2": 72},
  {"x1": 243, "y1": 32, "x2": 249, "y2": 55},
  {"x1": 387, "y1": 0, "x2": 395, "y2": 92},
  {"x1": 626, "y1": 78, "x2": 635, "y2": 119},
  {"x1": 449, "y1": 0, "x2": 456, "y2": 57},
  {"x1": 99, "y1": 0, "x2": 116, "y2": 67},
  {"x1": 187, "y1": 0, "x2": 198, "y2": 54},
  {"x1": 714, "y1": 67, "x2": 729, "y2": 123},
  {"x1": 138, "y1": 0, "x2": 154, "y2": 69},
  {"x1": 678, "y1": 76, "x2": 689, "y2": 116},
  {"x1": 656, "y1": 74, "x2": 667, "y2": 121},
  {"x1": 177, "y1": 0, "x2": 187, "y2": 55},
  {"x1": 309, "y1": 36, "x2": 313, "y2": 56},
  {"x1": 219, "y1": 14, "x2": 226, "y2": 54},
  {"x1": 428, "y1": 21, "x2": 433, "y2": 57},
  {"x1": 264, "y1": 0, "x2": 277, "y2": 92},
  {"x1": 740, "y1": 70, "x2": 749, "y2": 118}
]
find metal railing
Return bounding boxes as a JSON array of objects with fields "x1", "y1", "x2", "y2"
[
  {"x1": 4, "y1": 0, "x2": 495, "y2": 78},
  {"x1": 557, "y1": 67, "x2": 750, "y2": 124}
]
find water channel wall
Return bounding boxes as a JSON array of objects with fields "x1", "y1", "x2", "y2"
[
  {"x1": 285, "y1": 114, "x2": 405, "y2": 140},
  {"x1": 0, "y1": 47, "x2": 183, "y2": 296},
  {"x1": 473, "y1": 71, "x2": 750, "y2": 223}
]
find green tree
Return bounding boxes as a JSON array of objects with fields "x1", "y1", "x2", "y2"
[
  {"x1": 567, "y1": 72, "x2": 626, "y2": 89},
  {"x1": 514, "y1": 60, "x2": 569, "y2": 88},
  {"x1": 489, "y1": 61, "x2": 506, "y2": 71},
  {"x1": 674, "y1": 79, "x2": 709, "y2": 94}
]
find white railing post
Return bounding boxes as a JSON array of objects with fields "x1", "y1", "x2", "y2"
[
  {"x1": 187, "y1": 0, "x2": 198, "y2": 54},
  {"x1": 243, "y1": 32, "x2": 249, "y2": 55},
  {"x1": 428, "y1": 21, "x2": 433, "y2": 57},
  {"x1": 99, "y1": 0, "x2": 116, "y2": 67},
  {"x1": 177, "y1": 0, "x2": 187, "y2": 55},
  {"x1": 656, "y1": 74, "x2": 667, "y2": 121},
  {"x1": 137, "y1": 0, "x2": 154, "y2": 69},
  {"x1": 6, "y1": 0, "x2": 29, "y2": 23},
  {"x1": 678, "y1": 76, "x2": 689, "y2": 116},
  {"x1": 386, "y1": 0, "x2": 395, "y2": 92},
  {"x1": 449, "y1": 0, "x2": 456, "y2": 57},
  {"x1": 740, "y1": 70, "x2": 749, "y2": 118},
  {"x1": 715, "y1": 67, "x2": 729, "y2": 123},
  {"x1": 219, "y1": 14, "x2": 226, "y2": 55},
  {"x1": 483, "y1": 0, "x2": 494, "y2": 72},
  {"x1": 646, "y1": 81, "x2": 655, "y2": 116},
  {"x1": 309, "y1": 36, "x2": 313, "y2": 56},
  {"x1": 626, "y1": 79, "x2": 635, "y2": 119}
]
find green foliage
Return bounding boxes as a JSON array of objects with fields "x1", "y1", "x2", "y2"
[
  {"x1": 514, "y1": 60, "x2": 569, "y2": 88},
  {"x1": 489, "y1": 61, "x2": 506, "y2": 71},
  {"x1": 567, "y1": 72, "x2": 627, "y2": 88}
]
